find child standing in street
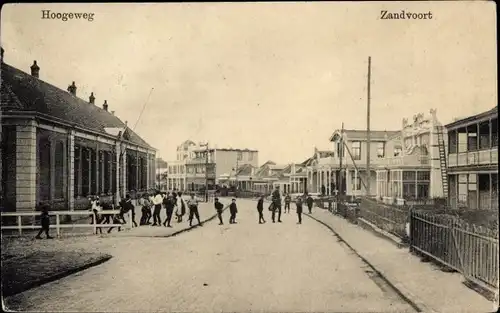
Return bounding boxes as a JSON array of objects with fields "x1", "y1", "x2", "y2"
[
  {"x1": 229, "y1": 198, "x2": 238, "y2": 224},
  {"x1": 35, "y1": 202, "x2": 53, "y2": 239}
]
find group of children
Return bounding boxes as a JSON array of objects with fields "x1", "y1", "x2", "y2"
[
  {"x1": 139, "y1": 191, "x2": 203, "y2": 228},
  {"x1": 212, "y1": 189, "x2": 315, "y2": 226}
]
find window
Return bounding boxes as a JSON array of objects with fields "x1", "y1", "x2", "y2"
[
  {"x1": 492, "y1": 119, "x2": 498, "y2": 147},
  {"x1": 39, "y1": 138, "x2": 51, "y2": 201},
  {"x1": 478, "y1": 122, "x2": 490, "y2": 150},
  {"x1": 54, "y1": 141, "x2": 65, "y2": 199},
  {"x1": 352, "y1": 141, "x2": 361, "y2": 160},
  {"x1": 248, "y1": 152, "x2": 253, "y2": 161},
  {"x1": 417, "y1": 183, "x2": 429, "y2": 199},
  {"x1": 352, "y1": 175, "x2": 361, "y2": 191},
  {"x1": 104, "y1": 151, "x2": 111, "y2": 194},
  {"x1": 467, "y1": 124, "x2": 478, "y2": 151},
  {"x1": 377, "y1": 142, "x2": 385, "y2": 158},
  {"x1": 416, "y1": 171, "x2": 430, "y2": 181},
  {"x1": 448, "y1": 130, "x2": 457, "y2": 154},
  {"x1": 403, "y1": 171, "x2": 416, "y2": 181},
  {"x1": 237, "y1": 151, "x2": 243, "y2": 161},
  {"x1": 394, "y1": 146, "x2": 402, "y2": 157}
]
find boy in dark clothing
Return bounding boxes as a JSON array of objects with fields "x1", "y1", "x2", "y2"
[
  {"x1": 306, "y1": 194, "x2": 314, "y2": 214},
  {"x1": 284, "y1": 194, "x2": 291, "y2": 213},
  {"x1": 214, "y1": 198, "x2": 224, "y2": 225},
  {"x1": 271, "y1": 188, "x2": 282, "y2": 223},
  {"x1": 120, "y1": 195, "x2": 137, "y2": 227},
  {"x1": 163, "y1": 194, "x2": 175, "y2": 227},
  {"x1": 257, "y1": 195, "x2": 266, "y2": 224},
  {"x1": 35, "y1": 203, "x2": 53, "y2": 239},
  {"x1": 296, "y1": 197, "x2": 303, "y2": 224},
  {"x1": 229, "y1": 198, "x2": 238, "y2": 224}
]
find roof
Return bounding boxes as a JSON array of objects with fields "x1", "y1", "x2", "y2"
[
  {"x1": 445, "y1": 107, "x2": 498, "y2": 129},
  {"x1": 177, "y1": 140, "x2": 196, "y2": 150},
  {"x1": 329, "y1": 129, "x2": 399, "y2": 142},
  {"x1": 269, "y1": 164, "x2": 287, "y2": 170},
  {"x1": 156, "y1": 158, "x2": 168, "y2": 168},
  {"x1": 235, "y1": 164, "x2": 254, "y2": 176},
  {"x1": 216, "y1": 148, "x2": 258, "y2": 152},
  {"x1": 1, "y1": 61, "x2": 154, "y2": 150}
]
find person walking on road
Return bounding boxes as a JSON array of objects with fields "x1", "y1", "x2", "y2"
[
  {"x1": 296, "y1": 197, "x2": 303, "y2": 224},
  {"x1": 284, "y1": 193, "x2": 291, "y2": 213},
  {"x1": 257, "y1": 194, "x2": 266, "y2": 224},
  {"x1": 214, "y1": 197, "x2": 224, "y2": 225},
  {"x1": 163, "y1": 193, "x2": 176, "y2": 227},
  {"x1": 306, "y1": 193, "x2": 314, "y2": 214},
  {"x1": 229, "y1": 198, "x2": 238, "y2": 224},
  {"x1": 152, "y1": 190, "x2": 163, "y2": 226},
  {"x1": 271, "y1": 186, "x2": 282, "y2": 223},
  {"x1": 35, "y1": 202, "x2": 53, "y2": 239},
  {"x1": 187, "y1": 193, "x2": 202, "y2": 227}
]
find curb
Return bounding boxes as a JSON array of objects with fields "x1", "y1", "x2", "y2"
[
  {"x1": 3, "y1": 254, "x2": 112, "y2": 297},
  {"x1": 155, "y1": 207, "x2": 229, "y2": 238},
  {"x1": 356, "y1": 217, "x2": 408, "y2": 249},
  {"x1": 304, "y1": 212, "x2": 437, "y2": 313},
  {"x1": 118, "y1": 207, "x2": 229, "y2": 238}
]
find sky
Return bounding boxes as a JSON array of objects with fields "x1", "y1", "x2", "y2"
[{"x1": 1, "y1": 2, "x2": 497, "y2": 165}]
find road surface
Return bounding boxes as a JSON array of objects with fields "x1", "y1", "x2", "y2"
[{"x1": 4, "y1": 199, "x2": 415, "y2": 312}]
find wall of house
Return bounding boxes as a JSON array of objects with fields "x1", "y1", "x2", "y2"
[{"x1": 214, "y1": 150, "x2": 259, "y2": 180}]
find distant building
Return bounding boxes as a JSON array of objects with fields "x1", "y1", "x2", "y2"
[
  {"x1": 155, "y1": 157, "x2": 168, "y2": 190},
  {"x1": 0, "y1": 50, "x2": 156, "y2": 213},
  {"x1": 446, "y1": 107, "x2": 498, "y2": 210},
  {"x1": 166, "y1": 140, "x2": 259, "y2": 191}
]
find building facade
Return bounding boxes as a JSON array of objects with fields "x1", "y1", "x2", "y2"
[
  {"x1": 446, "y1": 107, "x2": 498, "y2": 210},
  {"x1": 166, "y1": 141, "x2": 258, "y2": 191},
  {"x1": 1, "y1": 52, "x2": 156, "y2": 213},
  {"x1": 374, "y1": 109, "x2": 447, "y2": 204}
]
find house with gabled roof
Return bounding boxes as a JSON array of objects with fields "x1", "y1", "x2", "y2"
[{"x1": 1, "y1": 49, "x2": 157, "y2": 212}]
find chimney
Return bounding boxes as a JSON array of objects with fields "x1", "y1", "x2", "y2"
[
  {"x1": 89, "y1": 92, "x2": 95, "y2": 104},
  {"x1": 103, "y1": 100, "x2": 108, "y2": 111},
  {"x1": 67, "y1": 81, "x2": 77, "y2": 96},
  {"x1": 30, "y1": 60, "x2": 40, "y2": 78}
]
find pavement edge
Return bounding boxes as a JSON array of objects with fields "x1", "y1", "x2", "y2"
[
  {"x1": 154, "y1": 206, "x2": 229, "y2": 238},
  {"x1": 3, "y1": 253, "x2": 113, "y2": 298},
  {"x1": 305, "y1": 212, "x2": 438, "y2": 313}
]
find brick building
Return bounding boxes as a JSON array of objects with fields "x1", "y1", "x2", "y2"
[{"x1": 0, "y1": 49, "x2": 156, "y2": 212}]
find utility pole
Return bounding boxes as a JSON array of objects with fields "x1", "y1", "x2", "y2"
[
  {"x1": 205, "y1": 143, "x2": 209, "y2": 202},
  {"x1": 339, "y1": 122, "x2": 344, "y2": 196},
  {"x1": 366, "y1": 56, "x2": 372, "y2": 197}
]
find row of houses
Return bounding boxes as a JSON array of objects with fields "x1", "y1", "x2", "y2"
[
  {"x1": 1, "y1": 48, "x2": 157, "y2": 212},
  {"x1": 166, "y1": 106, "x2": 497, "y2": 211}
]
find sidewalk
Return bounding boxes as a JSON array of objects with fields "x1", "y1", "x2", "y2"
[{"x1": 305, "y1": 209, "x2": 496, "y2": 313}]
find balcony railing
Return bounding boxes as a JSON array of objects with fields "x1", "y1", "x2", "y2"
[
  {"x1": 377, "y1": 155, "x2": 429, "y2": 167},
  {"x1": 186, "y1": 158, "x2": 215, "y2": 165},
  {"x1": 448, "y1": 148, "x2": 498, "y2": 168}
]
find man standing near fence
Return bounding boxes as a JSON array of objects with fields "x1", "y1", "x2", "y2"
[
  {"x1": 152, "y1": 190, "x2": 163, "y2": 226},
  {"x1": 35, "y1": 202, "x2": 53, "y2": 239}
]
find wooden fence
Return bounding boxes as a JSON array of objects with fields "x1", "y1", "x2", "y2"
[
  {"x1": 1, "y1": 210, "x2": 133, "y2": 237},
  {"x1": 410, "y1": 210, "x2": 499, "y2": 292},
  {"x1": 359, "y1": 197, "x2": 409, "y2": 239}
]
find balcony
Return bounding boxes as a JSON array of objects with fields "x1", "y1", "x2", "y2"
[
  {"x1": 448, "y1": 148, "x2": 498, "y2": 168},
  {"x1": 186, "y1": 158, "x2": 215, "y2": 165},
  {"x1": 377, "y1": 155, "x2": 430, "y2": 168}
]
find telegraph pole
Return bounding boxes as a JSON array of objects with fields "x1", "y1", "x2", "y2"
[
  {"x1": 366, "y1": 56, "x2": 372, "y2": 197},
  {"x1": 205, "y1": 143, "x2": 209, "y2": 202},
  {"x1": 339, "y1": 122, "x2": 344, "y2": 196}
]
